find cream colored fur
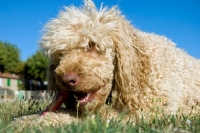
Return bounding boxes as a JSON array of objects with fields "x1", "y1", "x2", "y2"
[{"x1": 40, "y1": 0, "x2": 200, "y2": 120}]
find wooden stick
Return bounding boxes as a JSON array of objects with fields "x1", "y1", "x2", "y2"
[{"x1": 41, "y1": 91, "x2": 69, "y2": 116}]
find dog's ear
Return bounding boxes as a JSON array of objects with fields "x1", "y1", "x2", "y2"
[{"x1": 112, "y1": 26, "x2": 150, "y2": 112}]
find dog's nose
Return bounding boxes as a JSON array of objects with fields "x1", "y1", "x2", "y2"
[{"x1": 62, "y1": 72, "x2": 79, "y2": 87}]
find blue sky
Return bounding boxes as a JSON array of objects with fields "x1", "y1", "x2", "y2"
[{"x1": 0, "y1": 0, "x2": 200, "y2": 61}]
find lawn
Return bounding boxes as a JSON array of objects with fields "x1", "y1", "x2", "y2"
[{"x1": 0, "y1": 100, "x2": 200, "y2": 133}]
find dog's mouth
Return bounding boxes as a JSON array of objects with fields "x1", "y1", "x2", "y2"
[{"x1": 72, "y1": 87, "x2": 100, "y2": 105}]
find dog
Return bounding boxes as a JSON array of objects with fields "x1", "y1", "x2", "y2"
[{"x1": 40, "y1": 0, "x2": 200, "y2": 120}]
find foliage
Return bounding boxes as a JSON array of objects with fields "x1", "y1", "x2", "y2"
[
  {"x1": 0, "y1": 40, "x2": 49, "y2": 90},
  {"x1": 24, "y1": 50, "x2": 48, "y2": 84},
  {"x1": 0, "y1": 42, "x2": 6, "y2": 72},
  {"x1": 0, "y1": 42, "x2": 6, "y2": 65},
  {"x1": 0, "y1": 100, "x2": 49, "y2": 124},
  {"x1": 0, "y1": 41, "x2": 24, "y2": 74},
  {"x1": 0, "y1": 100, "x2": 200, "y2": 133}
]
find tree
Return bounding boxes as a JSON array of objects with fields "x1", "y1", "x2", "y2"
[
  {"x1": 24, "y1": 50, "x2": 48, "y2": 89},
  {"x1": 0, "y1": 41, "x2": 23, "y2": 74},
  {"x1": 0, "y1": 41, "x2": 6, "y2": 72}
]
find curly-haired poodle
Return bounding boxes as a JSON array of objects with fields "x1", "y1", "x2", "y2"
[{"x1": 40, "y1": 0, "x2": 200, "y2": 118}]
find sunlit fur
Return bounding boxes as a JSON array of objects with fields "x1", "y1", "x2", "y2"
[{"x1": 40, "y1": 0, "x2": 200, "y2": 119}]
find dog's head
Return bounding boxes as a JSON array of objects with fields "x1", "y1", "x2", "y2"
[{"x1": 40, "y1": 0, "x2": 148, "y2": 113}]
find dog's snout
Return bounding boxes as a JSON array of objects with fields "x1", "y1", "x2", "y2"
[{"x1": 62, "y1": 72, "x2": 79, "y2": 87}]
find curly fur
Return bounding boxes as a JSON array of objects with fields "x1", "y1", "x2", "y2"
[{"x1": 40, "y1": 0, "x2": 200, "y2": 118}]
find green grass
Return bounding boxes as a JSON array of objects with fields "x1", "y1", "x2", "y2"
[{"x1": 0, "y1": 100, "x2": 200, "y2": 133}]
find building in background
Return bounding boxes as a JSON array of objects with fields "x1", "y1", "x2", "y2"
[
  {"x1": 0, "y1": 73, "x2": 21, "y2": 101},
  {"x1": 0, "y1": 73, "x2": 49, "y2": 102}
]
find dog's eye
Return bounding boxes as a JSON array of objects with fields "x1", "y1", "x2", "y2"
[{"x1": 87, "y1": 41, "x2": 95, "y2": 52}]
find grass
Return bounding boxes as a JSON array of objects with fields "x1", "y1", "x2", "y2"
[{"x1": 0, "y1": 99, "x2": 200, "y2": 133}]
